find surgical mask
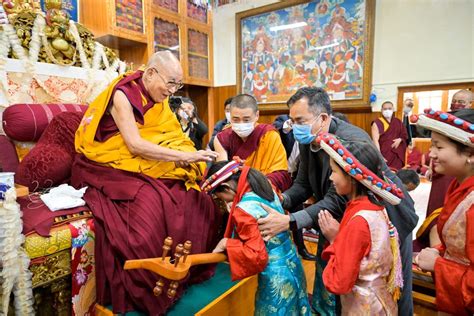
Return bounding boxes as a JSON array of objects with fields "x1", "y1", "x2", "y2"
[
  {"x1": 225, "y1": 112, "x2": 231, "y2": 122},
  {"x1": 382, "y1": 109, "x2": 393, "y2": 119},
  {"x1": 403, "y1": 106, "x2": 411, "y2": 115},
  {"x1": 232, "y1": 122, "x2": 255, "y2": 138},
  {"x1": 451, "y1": 103, "x2": 465, "y2": 111},
  {"x1": 292, "y1": 115, "x2": 322, "y2": 145}
]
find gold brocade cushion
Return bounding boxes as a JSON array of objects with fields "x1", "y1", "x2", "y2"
[
  {"x1": 24, "y1": 225, "x2": 72, "y2": 259},
  {"x1": 24, "y1": 211, "x2": 93, "y2": 259}
]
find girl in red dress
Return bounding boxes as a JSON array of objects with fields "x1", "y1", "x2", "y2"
[
  {"x1": 414, "y1": 109, "x2": 474, "y2": 315},
  {"x1": 315, "y1": 133, "x2": 404, "y2": 315}
]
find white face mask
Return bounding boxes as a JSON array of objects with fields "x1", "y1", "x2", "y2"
[
  {"x1": 225, "y1": 112, "x2": 231, "y2": 122},
  {"x1": 403, "y1": 106, "x2": 411, "y2": 114},
  {"x1": 382, "y1": 109, "x2": 393, "y2": 119},
  {"x1": 232, "y1": 122, "x2": 255, "y2": 138}
]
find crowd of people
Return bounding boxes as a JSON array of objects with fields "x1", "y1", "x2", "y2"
[{"x1": 74, "y1": 51, "x2": 473, "y2": 315}]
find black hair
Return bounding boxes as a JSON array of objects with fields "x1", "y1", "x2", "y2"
[
  {"x1": 332, "y1": 112, "x2": 349, "y2": 123},
  {"x1": 168, "y1": 96, "x2": 183, "y2": 112},
  {"x1": 230, "y1": 94, "x2": 258, "y2": 113},
  {"x1": 396, "y1": 169, "x2": 420, "y2": 187},
  {"x1": 169, "y1": 96, "x2": 197, "y2": 117},
  {"x1": 181, "y1": 97, "x2": 195, "y2": 107},
  {"x1": 450, "y1": 108, "x2": 474, "y2": 155},
  {"x1": 205, "y1": 161, "x2": 274, "y2": 202},
  {"x1": 335, "y1": 139, "x2": 385, "y2": 205},
  {"x1": 287, "y1": 87, "x2": 332, "y2": 115},
  {"x1": 381, "y1": 101, "x2": 394, "y2": 108},
  {"x1": 224, "y1": 97, "x2": 233, "y2": 108}
]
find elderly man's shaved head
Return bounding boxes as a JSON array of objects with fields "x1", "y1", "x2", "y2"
[
  {"x1": 147, "y1": 51, "x2": 183, "y2": 80},
  {"x1": 143, "y1": 51, "x2": 184, "y2": 103}
]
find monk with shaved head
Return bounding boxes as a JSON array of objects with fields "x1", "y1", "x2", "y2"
[{"x1": 73, "y1": 51, "x2": 220, "y2": 314}]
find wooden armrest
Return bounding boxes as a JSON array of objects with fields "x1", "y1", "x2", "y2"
[{"x1": 15, "y1": 184, "x2": 29, "y2": 197}]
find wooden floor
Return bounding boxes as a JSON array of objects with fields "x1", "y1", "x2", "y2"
[{"x1": 301, "y1": 241, "x2": 437, "y2": 315}]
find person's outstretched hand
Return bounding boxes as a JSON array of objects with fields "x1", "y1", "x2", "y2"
[
  {"x1": 185, "y1": 150, "x2": 219, "y2": 163},
  {"x1": 257, "y1": 203, "x2": 290, "y2": 241}
]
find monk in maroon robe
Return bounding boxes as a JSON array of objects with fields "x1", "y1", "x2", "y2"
[
  {"x1": 371, "y1": 101, "x2": 408, "y2": 171},
  {"x1": 406, "y1": 143, "x2": 423, "y2": 173},
  {"x1": 73, "y1": 52, "x2": 220, "y2": 315},
  {"x1": 214, "y1": 94, "x2": 292, "y2": 192}
]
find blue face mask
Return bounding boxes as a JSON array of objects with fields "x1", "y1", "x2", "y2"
[
  {"x1": 292, "y1": 115, "x2": 321, "y2": 145},
  {"x1": 292, "y1": 124, "x2": 315, "y2": 144}
]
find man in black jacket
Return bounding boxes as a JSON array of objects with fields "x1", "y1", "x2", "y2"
[{"x1": 258, "y1": 87, "x2": 418, "y2": 315}]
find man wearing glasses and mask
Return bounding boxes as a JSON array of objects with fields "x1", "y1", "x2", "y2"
[
  {"x1": 257, "y1": 87, "x2": 418, "y2": 316},
  {"x1": 73, "y1": 51, "x2": 220, "y2": 315}
]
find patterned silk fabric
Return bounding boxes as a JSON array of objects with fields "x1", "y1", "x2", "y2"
[
  {"x1": 236, "y1": 192, "x2": 311, "y2": 316},
  {"x1": 340, "y1": 211, "x2": 397, "y2": 315},
  {"x1": 442, "y1": 191, "x2": 473, "y2": 266}
]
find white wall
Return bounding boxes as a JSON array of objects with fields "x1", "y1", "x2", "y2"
[
  {"x1": 213, "y1": 0, "x2": 474, "y2": 110},
  {"x1": 371, "y1": 0, "x2": 473, "y2": 110}
]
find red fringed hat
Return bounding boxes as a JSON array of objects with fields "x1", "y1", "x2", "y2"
[
  {"x1": 315, "y1": 132, "x2": 404, "y2": 205},
  {"x1": 410, "y1": 109, "x2": 474, "y2": 147},
  {"x1": 201, "y1": 157, "x2": 244, "y2": 193}
]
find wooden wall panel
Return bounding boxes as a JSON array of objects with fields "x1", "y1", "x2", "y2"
[
  {"x1": 210, "y1": 85, "x2": 379, "y2": 135},
  {"x1": 209, "y1": 85, "x2": 237, "y2": 130}
]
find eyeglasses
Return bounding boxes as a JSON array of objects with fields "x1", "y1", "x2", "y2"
[
  {"x1": 452, "y1": 98, "x2": 470, "y2": 105},
  {"x1": 151, "y1": 67, "x2": 184, "y2": 92}
]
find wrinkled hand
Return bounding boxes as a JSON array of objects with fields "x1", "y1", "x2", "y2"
[
  {"x1": 318, "y1": 210, "x2": 340, "y2": 244},
  {"x1": 185, "y1": 150, "x2": 218, "y2": 163},
  {"x1": 257, "y1": 203, "x2": 290, "y2": 241},
  {"x1": 392, "y1": 138, "x2": 402, "y2": 149},
  {"x1": 415, "y1": 247, "x2": 439, "y2": 272},
  {"x1": 212, "y1": 238, "x2": 228, "y2": 253}
]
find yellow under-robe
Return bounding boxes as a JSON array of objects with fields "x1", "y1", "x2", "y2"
[
  {"x1": 75, "y1": 73, "x2": 205, "y2": 190},
  {"x1": 243, "y1": 128, "x2": 288, "y2": 175}
]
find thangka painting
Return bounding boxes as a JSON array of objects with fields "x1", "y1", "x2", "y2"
[{"x1": 236, "y1": 0, "x2": 375, "y2": 110}]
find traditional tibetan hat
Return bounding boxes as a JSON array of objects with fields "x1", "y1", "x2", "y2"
[
  {"x1": 410, "y1": 109, "x2": 474, "y2": 147},
  {"x1": 201, "y1": 157, "x2": 243, "y2": 193},
  {"x1": 315, "y1": 132, "x2": 404, "y2": 205}
]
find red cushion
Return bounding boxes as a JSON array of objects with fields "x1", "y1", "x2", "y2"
[
  {"x1": 15, "y1": 112, "x2": 84, "y2": 191},
  {"x1": 15, "y1": 144, "x2": 73, "y2": 191},
  {"x1": 0, "y1": 135, "x2": 19, "y2": 172},
  {"x1": 2, "y1": 103, "x2": 87, "y2": 142}
]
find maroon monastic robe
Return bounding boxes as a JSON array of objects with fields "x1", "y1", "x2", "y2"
[
  {"x1": 406, "y1": 147, "x2": 422, "y2": 173},
  {"x1": 373, "y1": 116, "x2": 408, "y2": 171},
  {"x1": 216, "y1": 124, "x2": 292, "y2": 192},
  {"x1": 72, "y1": 71, "x2": 220, "y2": 315}
]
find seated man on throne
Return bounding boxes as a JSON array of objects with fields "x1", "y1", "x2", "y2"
[{"x1": 72, "y1": 51, "x2": 220, "y2": 315}]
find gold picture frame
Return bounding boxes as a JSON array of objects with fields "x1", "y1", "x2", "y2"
[{"x1": 236, "y1": 0, "x2": 375, "y2": 112}]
